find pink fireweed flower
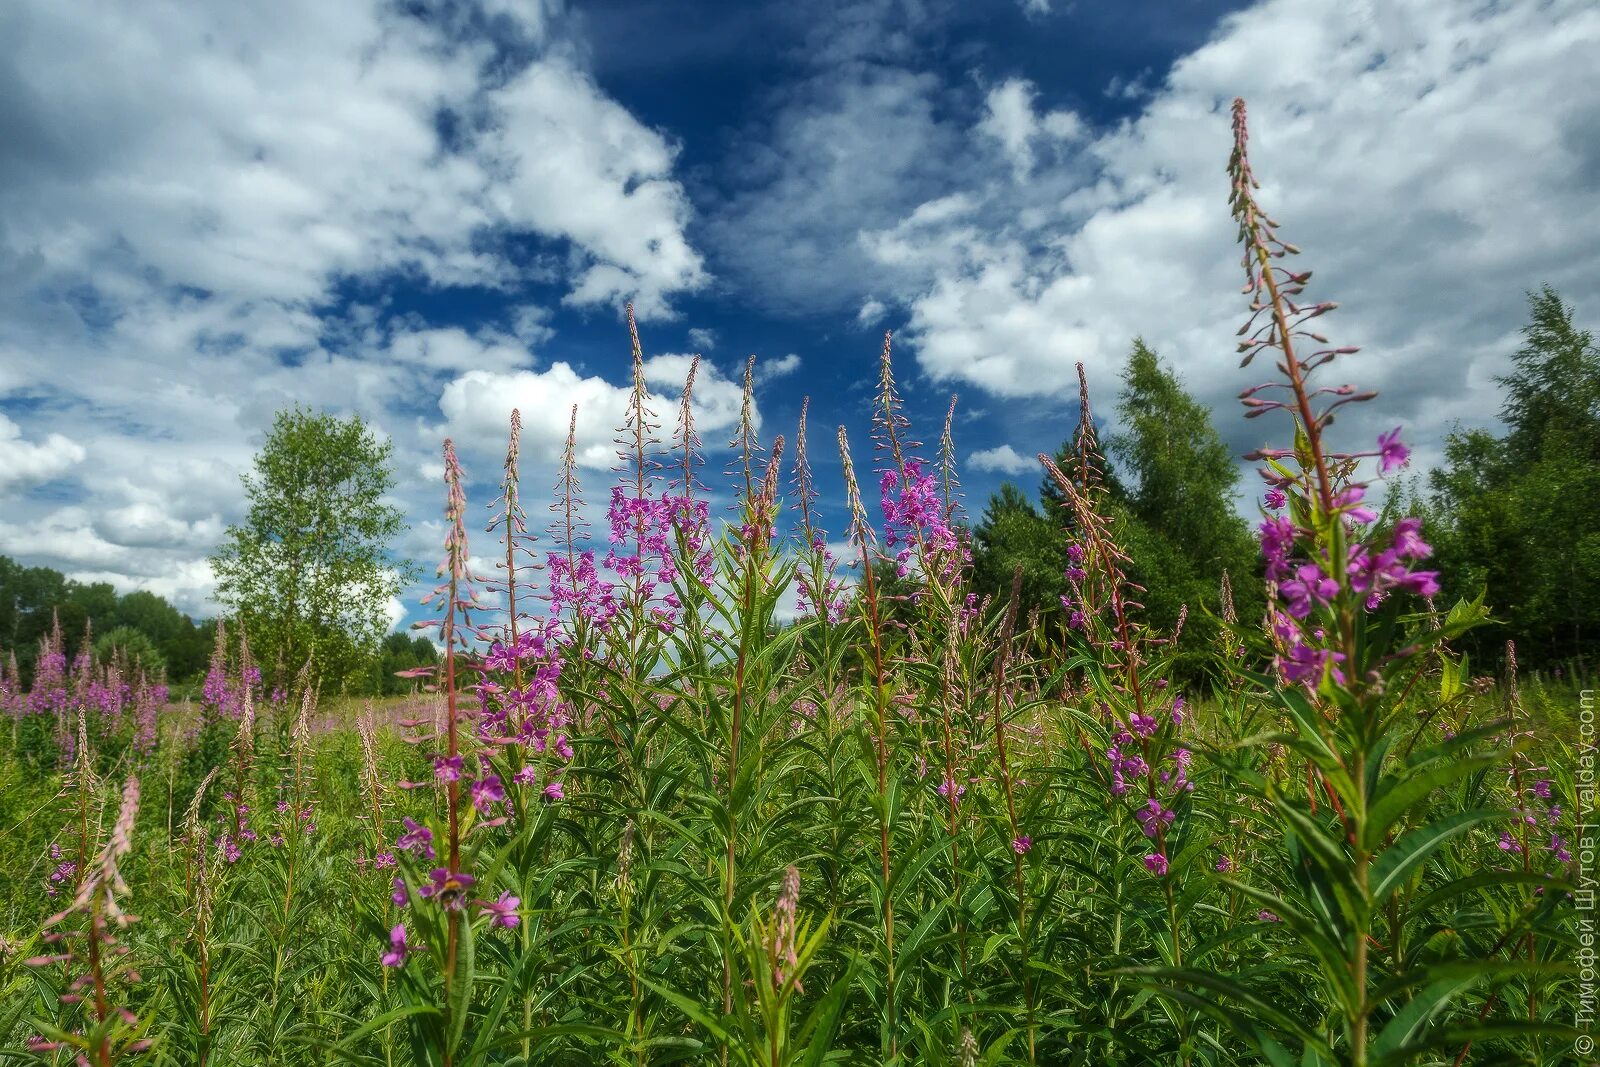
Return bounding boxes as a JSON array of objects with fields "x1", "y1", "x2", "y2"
[
  {"x1": 396, "y1": 817, "x2": 435, "y2": 860},
  {"x1": 1012, "y1": 836, "x2": 1033, "y2": 855},
  {"x1": 1264, "y1": 487, "x2": 1287, "y2": 509},
  {"x1": 433, "y1": 755, "x2": 463, "y2": 782},
  {"x1": 1143, "y1": 853, "x2": 1169, "y2": 876},
  {"x1": 1135, "y1": 798, "x2": 1176, "y2": 839},
  {"x1": 477, "y1": 891, "x2": 520, "y2": 929},
  {"x1": 1550, "y1": 834, "x2": 1571, "y2": 864},
  {"x1": 381, "y1": 924, "x2": 415, "y2": 968},
  {"x1": 1215, "y1": 855, "x2": 1234, "y2": 873},
  {"x1": 470, "y1": 775, "x2": 505, "y2": 814},
  {"x1": 1377, "y1": 428, "x2": 1409, "y2": 474},
  {"x1": 1258, "y1": 910, "x2": 1282, "y2": 923},
  {"x1": 391, "y1": 877, "x2": 409, "y2": 907},
  {"x1": 543, "y1": 781, "x2": 565, "y2": 801}
]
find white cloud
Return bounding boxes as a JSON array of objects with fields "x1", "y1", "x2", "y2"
[
  {"x1": 857, "y1": 298, "x2": 888, "y2": 325},
  {"x1": 874, "y1": 0, "x2": 1600, "y2": 468},
  {"x1": 0, "y1": 1, "x2": 703, "y2": 317},
  {"x1": 0, "y1": 413, "x2": 86, "y2": 490},
  {"x1": 766, "y1": 353, "x2": 802, "y2": 378},
  {"x1": 438, "y1": 354, "x2": 754, "y2": 471},
  {"x1": 488, "y1": 55, "x2": 707, "y2": 317},
  {"x1": 978, "y1": 78, "x2": 1083, "y2": 179},
  {"x1": 707, "y1": 62, "x2": 971, "y2": 310},
  {"x1": 687, "y1": 327, "x2": 718, "y2": 351},
  {"x1": 0, "y1": 0, "x2": 709, "y2": 616},
  {"x1": 968, "y1": 444, "x2": 1035, "y2": 475}
]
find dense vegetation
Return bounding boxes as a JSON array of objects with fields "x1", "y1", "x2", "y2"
[{"x1": 0, "y1": 99, "x2": 1582, "y2": 1067}]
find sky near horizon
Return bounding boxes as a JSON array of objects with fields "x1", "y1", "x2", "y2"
[{"x1": 0, "y1": 0, "x2": 1596, "y2": 627}]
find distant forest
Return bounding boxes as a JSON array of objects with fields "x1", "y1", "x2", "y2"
[{"x1": 0, "y1": 555, "x2": 436, "y2": 697}]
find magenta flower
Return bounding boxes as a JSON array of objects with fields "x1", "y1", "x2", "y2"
[
  {"x1": 1377, "y1": 428, "x2": 1409, "y2": 474},
  {"x1": 477, "y1": 891, "x2": 520, "y2": 929},
  {"x1": 396, "y1": 817, "x2": 435, "y2": 860},
  {"x1": 1550, "y1": 834, "x2": 1571, "y2": 864},
  {"x1": 391, "y1": 877, "x2": 409, "y2": 906},
  {"x1": 1011, "y1": 836, "x2": 1033, "y2": 855},
  {"x1": 543, "y1": 781, "x2": 565, "y2": 801},
  {"x1": 1264, "y1": 487, "x2": 1287, "y2": 510},
  {"x1": 1135, "y1": 798, "x2": 1175, "y2": 839},
  {"x1": 381, "y1": 924, "x2": 415, "y2": 968},
  {"x1": 1143, "y1": 853, "x2": 1169, "y2": 876},
  {"x1": 433, "y1": 755, "x2": 464, "y2": 782},
  {"x1": 1215, "y1": 855, "x2": 1234, "y2": 873},
  {"x1": 471, "y1": 775, "x2": 505, "y2": 814},
  {"x1": 1257, "y1": 910, "x2": 1282, "y2": 923}
]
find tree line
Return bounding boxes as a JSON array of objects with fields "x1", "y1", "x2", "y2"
[{"x1": 956, "y1": 285, "x2": 1595, "y2": 678}]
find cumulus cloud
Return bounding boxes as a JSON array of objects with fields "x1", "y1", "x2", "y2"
[
  {"x1": 968, "y1": 444, "x2": 1035, "y2": 475},
  {"x1": 766, "y1": 354, "x2": 802, "y2": 378},
  {"x1": 875, "y1": 0, "x2": 1600, "y2": 469},
  {"x1": 0, "y1": 413, "x2": 86, "y2": 490},
  {"x1": 687, "y1": 327, "x2": 718, "y2": 351},
  {"x1": 438, "y1": 354, "x2": 753, "y2": 470},
  {"x1": 706, "y1": 60, "x2": 971, "y2": 311},
  {"x1": 977, "y1": 78, "x2": 1083, "y2": 180},
  {"x1": 0, "y1": 1, "x2": 703, "y2": 317},
  {"x1": 0, "y1": 0, "x2": 708, "y2": 615}
]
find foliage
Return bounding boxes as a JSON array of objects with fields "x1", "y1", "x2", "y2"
[
  {"x1": 210, "y1": 406, "x2": 411, "y2": 696},
  {"x1": 1426, "y1": 284, "x2": 1600, "y2": 669},
  {"x1": 0, "y1": 558, "x2": 211, "y2": 685}
]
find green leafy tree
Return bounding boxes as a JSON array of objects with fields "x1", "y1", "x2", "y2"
[
  {"x1": 370, "y1": 631, "x2": 440, "y2": 696},
  {"x1": 970, "y1": 483, "x2": 1066, "y2": 620},
  {"x1": 210, "y1": 407, "x2": 411, "y2": 694},
  {"x1": 93, "y1": 626, "x2": 167, "y2": 676},
  {"x1": 1429, "y1": 285, "x2": 1600, "y2": 667},
  {"x1": 1107, "y1": 340, "x2": 1261, "y2": 649}
]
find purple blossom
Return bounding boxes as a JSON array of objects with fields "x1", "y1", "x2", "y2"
[
  {"x1": 381, "y1": 924, "x2": 415, "y2": 968},
  {"x1": 396, "y1": 817, "x2": 435, "y2": 860},
  {"x1": 471, "y1": 775, "x2": 506, "y2": 814},
  {"x1": 477, "y1": 891, "x2": 520, "y2": 929},
  {"x1": 1143, "y1": 853, "x2": 1169, "y2": 876},
  {"x1": 1377, "y1": 428, "x2": 1409, "y2": 474},
  {"x1": 1012, "y1": 836, "x2": 1032, "y2": 855},
  {"x1": 1135, "y1": 799, "x2": 1175, "y2": 839}
]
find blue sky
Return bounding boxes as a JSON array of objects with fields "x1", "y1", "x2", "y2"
[{"x1": 0, "y1": 0, "x2": 1596, "y2": 626}]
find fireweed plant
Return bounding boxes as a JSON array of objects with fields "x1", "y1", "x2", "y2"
[
  {"x1": 0, "y1": 105, "x2": 1580, "y2": 1067},
  {"x1": 1113, "y1": 99, "x2": 1576, "y2": 1067}
]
